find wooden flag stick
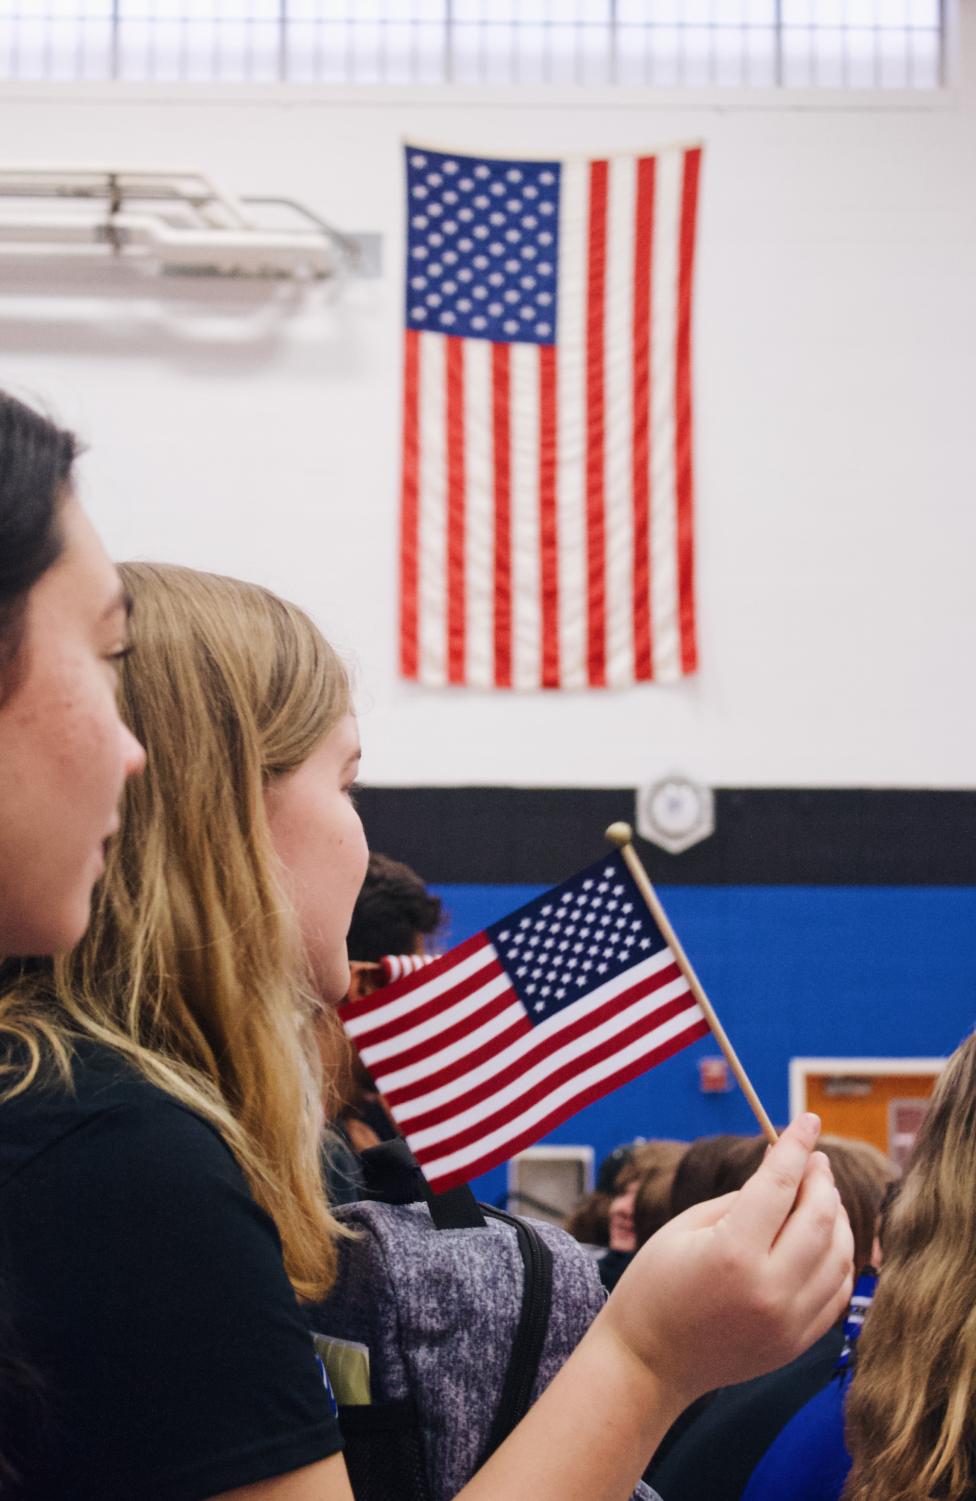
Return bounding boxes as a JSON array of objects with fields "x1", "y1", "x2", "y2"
[{"x1": 605, "y1": 821, "x2": 778, "y2": 1145}]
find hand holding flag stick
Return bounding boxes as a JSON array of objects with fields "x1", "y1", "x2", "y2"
[{"x1": 604, "y1": 821, "x2": 778, "y2": 1146}]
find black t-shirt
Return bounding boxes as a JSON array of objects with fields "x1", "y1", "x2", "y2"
[{"x1": 0, "y1": 1044, "x2": 343, "y2": 1500}]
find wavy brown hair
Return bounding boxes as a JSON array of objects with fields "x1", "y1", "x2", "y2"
[
  {"x1": 632, "y1": 1140, "x2": 687, "y2": 1247},
  {"x1": 842, "y1": 1034, "x2": 976, "y2": 1501},
  {"x1": 0, "y1": 562, "x2": 350, "y2": 1300}
]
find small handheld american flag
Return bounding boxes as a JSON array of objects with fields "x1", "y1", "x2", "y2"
[
  {"x1": 380, "y1": 953, "x2": 436, "y2": 984},
  {"x1": 340, "y1": 847, "x2": 709, "y2": 1193}
]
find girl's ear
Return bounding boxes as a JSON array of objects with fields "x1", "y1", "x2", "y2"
[{"x1": 346, "y1": 961, "x2": 385, "y2": 1002}]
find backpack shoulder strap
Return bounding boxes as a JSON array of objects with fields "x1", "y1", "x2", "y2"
[
  {"x1": 425, "y1": 1184, "x2": 487, "y2": 1231},
  {"x1": 358, "y1": 1138, "x2": 486, "y2": 1229},
  {"x1": 478, "y1": 1206, "x2": 554, "y2": 1462}
]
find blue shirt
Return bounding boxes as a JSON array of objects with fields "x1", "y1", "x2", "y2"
[{"x1": 741, "y1": 1371, "x2": 851, "y2": 1501}]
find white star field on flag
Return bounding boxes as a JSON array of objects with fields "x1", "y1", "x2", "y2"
[
  {"x1": 488, "y1": 860, "x2": 668, "y2": 1022},
  {"x1": 405, "y1": 147, "x2": 561, "y2": 345}
]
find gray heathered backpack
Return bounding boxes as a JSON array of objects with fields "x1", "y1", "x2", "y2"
[{"x1": 308, "y1": 1140, "x2": 658, "y2": 1501}]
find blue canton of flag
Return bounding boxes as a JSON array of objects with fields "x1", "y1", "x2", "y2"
[
  {"x1": 405, "y1": 147, "x2": 560, "y2": 345},
  {"x1": 487, "y1": 859, "x2": 668, "y2": 1021},
  {"x1": 341, "y1": 850, "x2": 708, "y2": 1193}
]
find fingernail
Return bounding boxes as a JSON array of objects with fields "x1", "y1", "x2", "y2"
[{"x1": 800, "y1": 1112, "x2": 821, "y2": 1139}]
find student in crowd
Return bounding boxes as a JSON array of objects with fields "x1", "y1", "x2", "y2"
[
  {"x1": 0, "y1": 390, "x2": 145, "y2": 1485},
  {"x1": 648, "y1": 1136, "x2": 896, "y2": 1501},
  {"x1": 841, "y1": 1032, "x2": 976, "y2": 1501},
  {"x1": 0, "y1": 391, "x2": 144, "y2": 959},
  {"x1": 598, "y1": 1141, "x2": 686, "y2": 1292},
  {"x1": 346, "y1": 850, "x2": 443, "y2": 976},
  {"x1": 565, "y1": 1141, "x2": 641, "y2": 1248},
  {"x1": 0, "y1": 464, "x2": 854, "y2": 1496}
]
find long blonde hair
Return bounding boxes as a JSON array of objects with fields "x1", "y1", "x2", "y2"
[
  {"x1": 0, "y1": 562, "x2": 350, "y2": 1300},
  {"x1": 842, "y1": 1032, "x2": 976, "y2": 1501}
]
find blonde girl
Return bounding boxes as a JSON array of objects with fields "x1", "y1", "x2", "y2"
[{"x1": 0, "y1": 560, "x2": 853, "y2": 1501}]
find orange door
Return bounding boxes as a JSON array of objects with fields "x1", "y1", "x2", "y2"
[{"x1": 803, "y1": 1071, "x2": 940, "y2": 1166}]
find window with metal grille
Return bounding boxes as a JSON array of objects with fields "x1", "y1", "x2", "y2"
[{"x1": 0, "y1": 1, "x2": 944, "y2": 90}]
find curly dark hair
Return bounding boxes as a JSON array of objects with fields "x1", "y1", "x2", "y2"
[{"x1": 345, "y1": 851, "x2": 442, "y2": 962}]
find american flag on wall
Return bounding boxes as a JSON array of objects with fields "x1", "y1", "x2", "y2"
[
  {"x1": 339, "y1": 851, "x2": 709, "y2": 1193},
  {"x1": 399, "y1": 141, "x2": 702, "y2": 691}
]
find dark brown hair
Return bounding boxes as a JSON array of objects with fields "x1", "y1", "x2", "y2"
[
  {"x1": 346, "y1": 851, "x2": 442, "y2": 962},
  {"x1": 669, "y1": 1134, "x2": 756, "y2": 1218},
  {"x1": 0, "y1": 392, "x2": 77, "y2": 701},
  {"x1": 564, "y1": 1191, "x2": 613, "y2": 1247},
  {"x1": 632, "y1": 1140, "x2": 687, "y2": 1246}
]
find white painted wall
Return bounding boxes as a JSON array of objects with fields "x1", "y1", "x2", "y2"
[{"x1": 1, "y1": 16, "x2": 975, "y2": 789}]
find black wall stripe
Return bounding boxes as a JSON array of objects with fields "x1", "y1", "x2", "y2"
[{"x1": 355, "y1": 788, "x2": 976, "y2": 886}]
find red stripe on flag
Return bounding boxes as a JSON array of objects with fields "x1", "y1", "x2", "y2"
[
  {"x1": 675, "y1": 147, "x2": 701, "y2": 677},
  {"x1": 411, "y1": 989, "x2": 698, "y2": 1157},
  {"x1": 538, "y1": 343, "x2": 560, "y2": 689},
  {"x1": 350, "y1": 958, "x2": 505, "y2": 1052},
  {"x1": 339, "y1": 932, "x2": 488, "y2": 1023},
  {"x1": 631, "y1": 156, "x2": 655, "y2": 683},
  {"x1": 399, "y1": 976, "x2": 691, "y2": 1137},
  {"x1": 491, "y1": 342, "x2": 513, "y2": 689},
  {"x1": 446, "y1": 335, "x2": 466, "y2": 685},
  {"x1": 399, "y1": 329, "x2": 420, "y2": 680},
  {"x1": 363, "y1": 984, "x2": 517, "y2": 1078},
  {"x1": 585, "y1": 160, "x2": 609, "y2": 688},
  {"x1": 384, "y1": 1014, "x2": 533, "y2": 1109},
  {"x1": 418, "y1": 1017, "x2": 711, "y2": 1192},
  {"x1": 395, "y1": 961, "x2": 685, "y2": 1119}
]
